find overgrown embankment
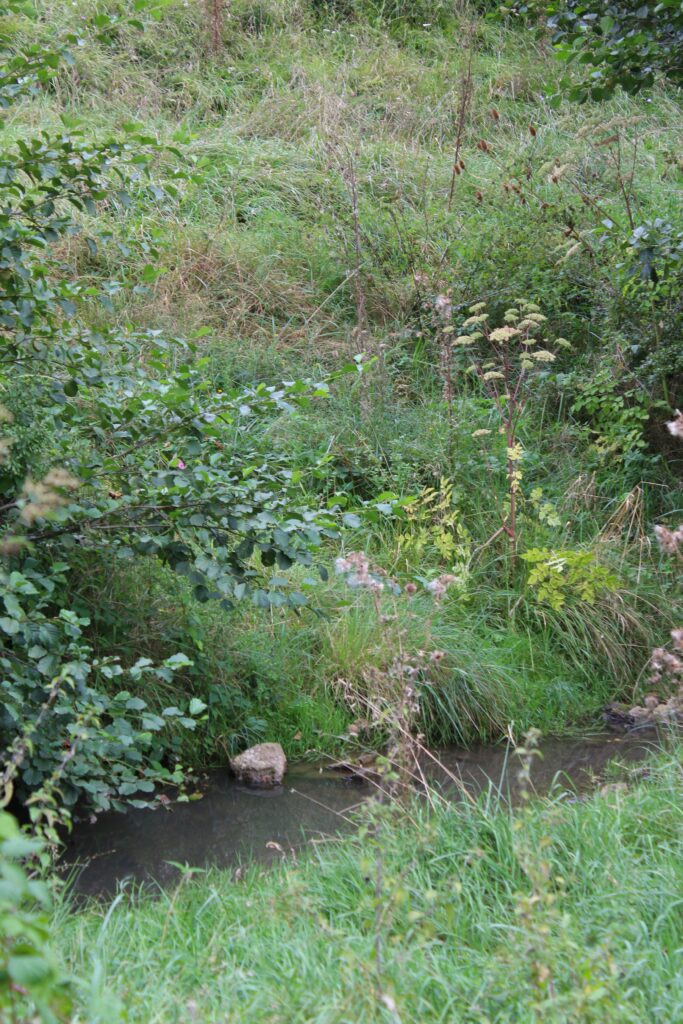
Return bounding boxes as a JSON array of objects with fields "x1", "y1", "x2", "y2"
[{"x1": 2, "y1": 0, "x2": 682, "y2": 781}]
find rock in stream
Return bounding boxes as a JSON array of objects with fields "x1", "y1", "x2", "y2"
[{"x1": 229, "y1": 742, "x2": 287, "y2": 787}]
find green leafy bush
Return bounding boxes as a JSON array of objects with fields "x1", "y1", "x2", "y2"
[
  {"x1": 522, "y1": 547, "x2": 619, "y2": 610},
  {"x1": 0, "y1": 3, "x2": 360, "y2": 820}
]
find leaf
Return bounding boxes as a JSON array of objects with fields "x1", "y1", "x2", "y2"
[{"x1": 8, "y1": 955, "x2": 53, "y2": 986}]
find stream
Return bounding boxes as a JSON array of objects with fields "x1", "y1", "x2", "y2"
[{"x1": 61, "y1": 733, "x2": 654, "y2": 898}]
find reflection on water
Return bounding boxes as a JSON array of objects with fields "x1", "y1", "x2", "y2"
[{"x1": 61, "y1": 733, "x2": 653, "y2": 898}]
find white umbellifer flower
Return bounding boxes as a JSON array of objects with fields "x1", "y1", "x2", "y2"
[
  {"x1": 489, "y1": 326, "x2": 520, "y2": 343},
  {"x1": 531, "y1": 349, "x2": 556, "y2": 362}
]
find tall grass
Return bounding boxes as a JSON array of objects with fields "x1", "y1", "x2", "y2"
[{"x1": 55, "y1": 747, "x2": 683, "y2": 1022}]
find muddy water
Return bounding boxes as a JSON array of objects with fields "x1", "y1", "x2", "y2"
[{"x1": 61, "y1": 733, "x2": 653, "y2": 898}]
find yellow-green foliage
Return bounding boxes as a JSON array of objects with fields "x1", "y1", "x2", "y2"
[{"x1": 522, "y1": 548, "x2": 620, "y2": 610}]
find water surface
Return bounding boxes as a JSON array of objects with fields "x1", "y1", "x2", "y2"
[{"x1": 61, "y1": 733, "x2": 653, "y2": 898}]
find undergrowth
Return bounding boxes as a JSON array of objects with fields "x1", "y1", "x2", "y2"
[{"x1": 3, "y1": 0, "x2": 682, "y2": 754}]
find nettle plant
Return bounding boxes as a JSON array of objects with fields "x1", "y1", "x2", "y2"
[
  {"x1": 0, "y1": 3, "x2": 373, "y2": 824},
  {"x1": 440, "y1": 298, "x2": 569, "y2": 557}
]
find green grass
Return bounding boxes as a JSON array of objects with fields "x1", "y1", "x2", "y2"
[
  {"x1": 55, "y1": 746, "x2": 683, "y2": 1023},
  {"x1": 5, "y1": 0, "x2": 682, "y2": 758}
]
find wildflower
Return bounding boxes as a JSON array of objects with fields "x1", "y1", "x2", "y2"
[
  {"x1": 483, "y1": 370, "x2": 504, "y2": 381},
  {"x1": 335, "y1": 551, "x2": 391, "y2": 593},
  {"x1": 666, "y1": 410, "x2": 683, "y2": 439},
  {"x1": 556, "y1": 338, "x2": 572, "y2": 349},
  {"x1": 451, "y1": 335, "x2": 475, "y2": 347},
  {"x1": 426, "y1": 573, "x2": 458, "y2": 602},
  {"x1": 404, "y1": 582, "x2": 418, "y2": 596},
  {"x1": 504, "y1": 309, "x2": 519, "y2": 323},
  {"x1": 531, "y1": 349, "x2": 556, "y2": 362},
  {"x1": 522, "y1": 313, "x2": 547, "y2": 324},
  {"x1": 434, "y1": 294, "x2": 452, "y2": 320},
  {"x1": 462, "y1": 313, "x2": 489, "y2": 327},
  {"x1": 654, "y1": 524, "x2": 683, "y2": 556},
  {"x1": 20, "y1": 469, "x2": 80, "y2": 525},
  {"x1": 468, "y1": 302, "x2": 487, "y2": 314},
  {"x1": 471, "y1": 429, "x2": 491, "y2": 437},
  {"x1": 429, "y1": 650, "x2": 446, "y2": 663},
  {"x1": 489, "y1": 326, "x2": 520, "y2": 343}
]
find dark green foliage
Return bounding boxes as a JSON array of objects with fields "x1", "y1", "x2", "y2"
[{"x1": 546, "y1": 0, "x2": 683, "y2": 101}]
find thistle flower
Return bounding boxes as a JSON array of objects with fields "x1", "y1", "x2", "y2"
[
  {"x1": 334, "y1": 551, "x2": 389, "y2": 592},
  {"x1": 434, "y1": 294, "x2": 452, "y2": 320},
  {"x1": 654, "y1": 524, "x2": 683, "y2": 556},
  {"x1": 426, "y1": 574, "x2": 458, "y2": 602}
]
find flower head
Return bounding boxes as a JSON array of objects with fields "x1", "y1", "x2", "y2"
[{"x1": 666, "y1": 410, "x2": 683, "y2": 439}]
